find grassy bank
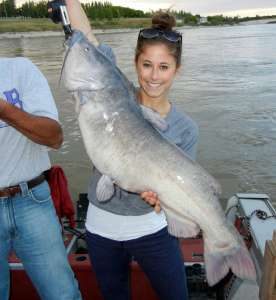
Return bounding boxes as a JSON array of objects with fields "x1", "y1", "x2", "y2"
[{"x1": 0, "y1": 17, "x2": 151, "y2": 33}]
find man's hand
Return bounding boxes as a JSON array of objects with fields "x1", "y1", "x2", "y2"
[
  {"x1": 47, "y1": 0, "x2": 72, "y2": 37},
  {"x1": 140, "y1": 191, "x2": 161, "y2": 213},
  {"x1": 47, "y1": 0, "x2": 64, "y2": 24}
]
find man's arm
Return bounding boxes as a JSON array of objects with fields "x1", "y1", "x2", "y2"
[
  {"x1": 65, "y1": 0, "x2": 99, "y2": 46},
  {"x1": 0, "y1": 99, "x2": 63, "y2": 149}
]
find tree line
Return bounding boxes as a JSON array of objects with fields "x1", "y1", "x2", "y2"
[
  {"x1": 0, "y1": 0, "x2": 149, "y2": 18},
  {"x1": 0, "y1": 0, "x2": 275, "y2": 25}
]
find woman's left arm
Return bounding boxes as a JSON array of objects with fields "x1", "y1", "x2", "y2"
[
  {"x1": 179, "y1": 119, "x2": 199, "y2": 160},
  {"x1": 141, "y1": 118, "x2": 199, "y2": 210}
]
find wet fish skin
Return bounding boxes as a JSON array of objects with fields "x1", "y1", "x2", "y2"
[{"x1": 62, "y1": 31, "x2": 256, "y2": 286}]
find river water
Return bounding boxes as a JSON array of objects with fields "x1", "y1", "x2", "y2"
[{"x1": 1, "y1": 23, "x2": 276, "y2": 205}]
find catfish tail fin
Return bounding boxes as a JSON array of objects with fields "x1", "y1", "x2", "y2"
[{"x1": 204, "y1": 237, "x2": 256, "y2": 286}]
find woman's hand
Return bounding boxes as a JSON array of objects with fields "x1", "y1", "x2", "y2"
[{"x1": 140, "y1": 191, "x2": 161, "y2": 213}]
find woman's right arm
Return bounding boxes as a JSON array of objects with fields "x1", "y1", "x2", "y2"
[{"x1": 65, "y1": 0, "x2": 99, "y2": 46}]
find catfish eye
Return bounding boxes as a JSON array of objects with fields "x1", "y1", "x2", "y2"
[{"x1": 84, "y1": 47, "x2": 89, "y2": 52}]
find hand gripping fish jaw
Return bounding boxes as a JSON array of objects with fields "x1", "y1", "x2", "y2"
[{"x1": 47, "y1": 0, "x2": 73, "y2": 38}]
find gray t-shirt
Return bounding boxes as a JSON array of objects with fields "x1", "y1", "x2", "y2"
[{"x1": 87, "y1": 44, "x2": 199, "y2": 216}]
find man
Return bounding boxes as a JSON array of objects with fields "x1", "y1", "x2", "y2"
[{"x1": 0, "y1": 56, "x2": 82, "y2": 299}]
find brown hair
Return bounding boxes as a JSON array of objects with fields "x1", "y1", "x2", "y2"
[{"x1": 135, "y1": 11, "x2": 182, "y2": 67}]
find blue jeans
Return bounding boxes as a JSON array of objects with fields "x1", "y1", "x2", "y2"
[
  {"x1": 0, "y1": 180, "x2": 82, "y2": 300},
  {"x1": 86, "y1": 227, "x2": 188, "y2": 300}
]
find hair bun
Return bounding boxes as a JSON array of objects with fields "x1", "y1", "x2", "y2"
[{"x1": 151, "y1": 11, "x2": 176, "y2": 31}]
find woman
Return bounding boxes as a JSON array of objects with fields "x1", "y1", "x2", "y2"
[{"x1": 66, "y1": 1, "x2": 198, "y2": 299}]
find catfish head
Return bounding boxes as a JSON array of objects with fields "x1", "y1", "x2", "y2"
[{"x1": 61, "y1": 30, "x2": 117, "y2": 92}]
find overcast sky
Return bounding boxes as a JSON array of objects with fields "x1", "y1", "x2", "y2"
[{"x1": 108, "y1": 0, "x2": 276, "y2": 17}]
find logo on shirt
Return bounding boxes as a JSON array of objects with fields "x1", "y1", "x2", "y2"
[{"x1": 0, "y1": 88, "x2": 23, "y2": 128}]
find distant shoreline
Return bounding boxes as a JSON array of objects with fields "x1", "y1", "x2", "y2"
[
  {"x1": 0, "y1": 17, "x2": 275, "y2": 40},
  {"x1": 0, "y1": 17, "x2": 151, "y2": 35},
  {"x1": 0, "y1": 28, "x2": 140, "y2": 39}
]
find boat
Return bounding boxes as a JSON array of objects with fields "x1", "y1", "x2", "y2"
[{"x1": 8, "y1": 193, "x2": 276, "y2": 299}]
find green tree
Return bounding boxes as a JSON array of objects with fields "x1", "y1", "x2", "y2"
[
  {"x1": 1, "y1": 0, "x2": 16, "y2": 17},
  {"x1": 207, "y1": 15, "x2": 225, "y2": 25}
]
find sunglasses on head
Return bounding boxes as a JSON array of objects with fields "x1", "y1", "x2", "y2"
[{"x1": 138, "y1": 28, "x2": 182, "y2": 43}]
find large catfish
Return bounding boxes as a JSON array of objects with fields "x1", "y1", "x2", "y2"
[{"x1": 62, "y1": 30, "x2": 256, "y2": 286}]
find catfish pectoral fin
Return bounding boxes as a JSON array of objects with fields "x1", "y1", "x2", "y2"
[{"x1": 96, "y1": 174, "x2": 115, "y2": 202}]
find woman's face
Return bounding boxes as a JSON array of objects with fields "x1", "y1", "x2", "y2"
[{"x1": 136, "y1": 43, "x2": 178, "y2": 101}]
